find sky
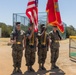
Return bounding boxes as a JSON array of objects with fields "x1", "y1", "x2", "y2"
[{"x1": 0, "y1": 0, "x2": 76, "y2": 27}]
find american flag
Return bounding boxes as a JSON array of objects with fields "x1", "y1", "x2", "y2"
[{"x1": 26, "y1": 0, "x2": 38, "y2": 32}]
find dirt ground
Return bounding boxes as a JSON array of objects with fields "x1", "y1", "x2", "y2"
[{"x1": 0, "y1": 38, "x2": 76, "y2": 75}]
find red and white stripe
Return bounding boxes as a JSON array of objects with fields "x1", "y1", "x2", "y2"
[{"x1": 26, "y1": 0, "x2": 38, "y2": 32}]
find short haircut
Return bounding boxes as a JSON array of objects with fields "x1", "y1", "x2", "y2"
[
  {"x1": 40, "y1": 24, "x2": 45, "y2": 28},
  {"x1": 16, "y1": 22, "x2": 21, "y2": 26}
]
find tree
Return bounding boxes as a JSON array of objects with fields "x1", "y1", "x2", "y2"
[
  {"x1": 0, "y1": 22, "x2": 76, "y2": 38},
  {"x1": 21, "y1": 24, "x2": 28, "y2": 32},
  {"x1": 0, "y1": 22, "x2": 13, "y2": 37},
  {"x1": 66, "y1": 25, "x2": 76, "y2": 38}
]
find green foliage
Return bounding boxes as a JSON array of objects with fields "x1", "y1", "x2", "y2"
[
  {"x1": 0, "y1": 23, "x2": 13, "y2": 37},
  {"x1": 21, "y1": 24, "x2": 28, "y2": 32},
  {"x1": 46, "y1": 25, "x2": 52, "y2": 33},
  {"x1": 0, "y1": 22, "x2": 76, "y2": 38},
  {"x1": 46, "y1": 25, "x2": 76, "y2": 39},
  {"x1": 66, "y1": 25, "x2": 76, "y2": 38},
  {"x1": 0, "y1": 23, "x2": 29, "y2": 37}
]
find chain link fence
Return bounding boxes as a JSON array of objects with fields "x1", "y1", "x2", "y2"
[{"x1": 13, "y1": 12, "x2": 67, "y2": 39}]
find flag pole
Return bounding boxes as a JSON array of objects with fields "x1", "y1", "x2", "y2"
[{"x1": 46, "y1": 13, "x2": 48, "y2": 27}]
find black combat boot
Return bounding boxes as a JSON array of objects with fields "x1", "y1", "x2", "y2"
[
  {"x1": 27, "y1": 66, "x2": 30, "y2": 72},
  {"x1": 39, "y1": 64, "x2": 42, "y2": 70},
  {"x1": 30, "y1": 66, "x2": 35, "y2": 72},
  {"x1": 51, "y1": 63, "x2": 55, "y2": 69},
  {"x1": 17, "y1": 68, "x2": 22, "y2": 73},
  {"x1": 54, "y1": 64, "x2": 59, "y2": 69},
  {"x1": 42, "y1": 64, "x2": 46, "y2": 70},
  {"x1": 12, "y1": 67, "x2": 17, "y2": 74}
]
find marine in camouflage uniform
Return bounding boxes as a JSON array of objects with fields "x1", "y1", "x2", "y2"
[
  {"x1": 49, "y1": 26, "x2": 62, "y2": 69},
  {"x1": 37, "y1": 24, "x2": 49, "y2": 70},
  {"x1": 10, "y1": 22, "x2": 25, "y2": 74},
  {"x1": 25, "y1": 23, "x2": 36, "y2": 72}
]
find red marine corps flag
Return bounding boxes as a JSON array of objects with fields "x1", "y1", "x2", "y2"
[
  {"x1": 26, "y1": 0, "x2": 38, "y2": 32},
  {"x1": 46, "y1": 0, "x2": 64, "y2": 33}
]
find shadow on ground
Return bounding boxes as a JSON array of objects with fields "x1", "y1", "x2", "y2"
[
  {"x1": 23, "y1": 69, "x2": 50, "y2": 75},
  {"x1": 11, "y1": 68, "x2": 65, "y2": 75},
  {"x1": 49, "y1": 68, "x2": 65, "y2": 75},
  {"x1": 11, "y1": 72, "x2": 23, "y2": 75}
]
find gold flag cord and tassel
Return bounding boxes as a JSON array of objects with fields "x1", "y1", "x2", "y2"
[
  {"x1": 29, "y1": 32, "x2": 34, "y2": 45},
  {"x1": 41, "y1": 32, "x2": 46, "y2": 45}
]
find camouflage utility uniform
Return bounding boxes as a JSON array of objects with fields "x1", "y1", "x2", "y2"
[
  {"x1": 38, "y1": 32, "x2": 48, "y2": 64},
  {"x1": 49, "y1": 30, "x2": 61, "y2": 68},
  {"x1": 25, "y1": 30, "x2": 36, "y2": 67},
  {"x1": 37, "y1": 30, "x2": 49, "y2": 70},
  {"x1": 10, "y1": 30, "x2": 25, "y2": 69}
]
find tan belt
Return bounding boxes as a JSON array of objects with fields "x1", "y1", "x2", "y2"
[
  {"x1": 29, "y1": 42, "x2": 34, "y2": 45},
  {"x1": 55, "y1": 40, "x2": 59, "y2": 43},
  {"x1": 41, "y1": 43, "x2": 46, "y2": 45},
  {"x1": 16, "y1": 42, "x2": 21, "y2": 44}
]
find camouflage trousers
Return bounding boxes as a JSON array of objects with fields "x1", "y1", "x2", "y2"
[
  {"x1": 12, "y1": 49, "x2": 23, "y2": 68},
  {"x1": 38, "y1": 46, "x2": 47, "y2": 64},
  {"x1": 25, "y1": 46, "x2": 36, "y2": 66},
  {"x1": 51, "y1": 47, "x2": 59, "y2": 64}
]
